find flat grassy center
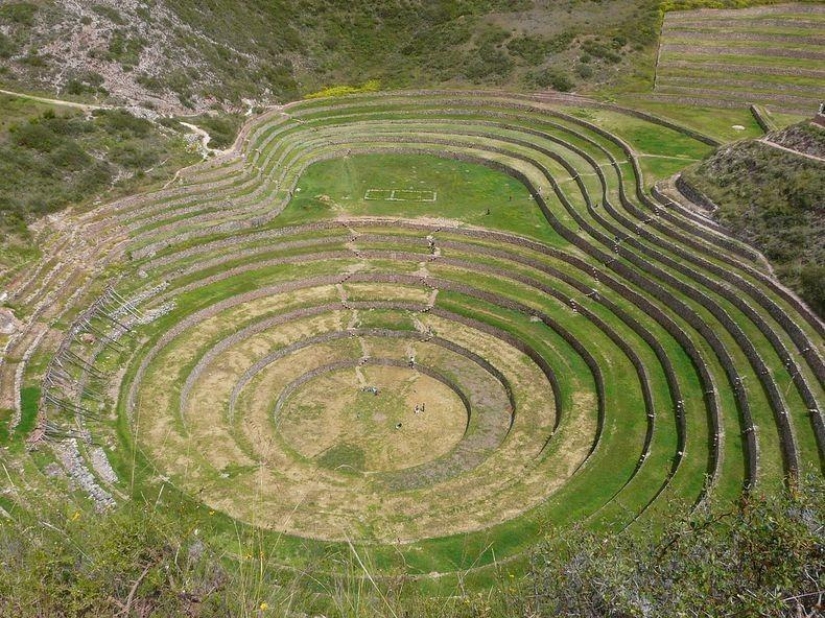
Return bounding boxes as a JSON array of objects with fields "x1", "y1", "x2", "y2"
[
  {"x1": 277, "y1": 364, "x2": 468, "y2": 473},
  {"x1": 282, "y1": 152, "x2": 556, "y2": 242}
]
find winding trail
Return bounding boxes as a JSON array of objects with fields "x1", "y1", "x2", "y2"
[{"x1": 760, "y1": 137, "x2": 825, "y2": 164}]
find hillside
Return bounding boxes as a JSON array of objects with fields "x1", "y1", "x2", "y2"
[
  {"x1": 0, "y1": 93, "x2": 199, "y2": 277},
  {"x1": 1, "y1": 2, "x2": 825, "y2": 617},
  {"x1": 681, "y1": 120, "x2": 825, "y2": 315},
  {"x1": 0, "y1": 0, "x2": 659, "y2": 113}
]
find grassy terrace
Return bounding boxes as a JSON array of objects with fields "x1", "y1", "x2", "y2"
[
  {"x1": 654, "y1": 3, "x2": 825, "y2": 115},
  {"x1": 1, "y1": 91, "x2": 822, "y2": 607}
]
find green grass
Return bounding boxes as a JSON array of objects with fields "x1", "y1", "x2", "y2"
[
  {"x1": 0, "y1": 408, "x2": 11, "y2": 444},
  {"x1": 564, "y1": 107, "x2": 714, "y2": 181},
  {"x1": 6, "y1": 89, "x2": 825, "y2": 615},
  {"x1": 612, "y1": 97, "x2": 768, "y2": 140},
  {"x1": 120, "y1": 249, "x2": 616, "y2": 564},
  {"x1": 14, "y1": 386, "x2": 39, "y2": 439},
  {"x1": 655, "y1": 3, "x2": 825, "y2": 115},
  {"x1": 283, "y1": 153, "x2": 559, "y2": 242}
]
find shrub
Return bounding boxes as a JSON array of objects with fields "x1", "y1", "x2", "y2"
[
  {"x1": 475, "y1": 24, "x2": 510, "y2": 47},
  {"x1": 305, "y1": 79, "x2": 381, "y2": 99},
  {"x1": 12, "y1": 122, "x2": 64, "y2": 152},
  {"x1": 0, "y1": 32, "x2": 17, "y2": 59},
  {"x1": 526, "y1": 478, "x2": 825, "y2": 617},
  {"x1": 464, "y1": 44, "x2": 514, "y2": 82},
  {"x1": 92, "y1": 110, "x2": 152, "y2": 138},
  {"x1": 508, "y1": 30, "x2": 575, "y2": 65},
  {"x1": 64, "y1": 72, "x2": 105, "y2": 96},
  {"x1": 528, "y1": 68, "x2": 574, "y2": 92},
  {"x1": 110, "y1": 143, "x2": 159, "y2": 169},
  {"x1": 801, "y1": 264, "x2": 825, "y2": 316},
  {"x1": 135, "y1": 73, "x2": 165, "y2": 92},
  {"x1": 106, "y1": 29, "x2": 144, "y2": 65},
  {"x1": 581, "y1": 40, "x2": 621, "y2": 64},
  {"x1": 48, "y1": 142, "x2": 92, "y2": 171},
  {"x1": 0, "y1": 2, "x2": 37, "y2": 26},
  {"x1": 507, "y1": 35, "x2": 547, "y2": 64},
  {"x1": 91, "y1": 3, "x2": 125, "y2": 25},
  {"x1": 683, "y1": 128, "x2": 825, "y2": 316},
  {"x1": 575, "y1": 63, "x2": 594, "y2": 79},
  {"x1": 20, "y1": 51, "x2": 46, "y2": 67}
]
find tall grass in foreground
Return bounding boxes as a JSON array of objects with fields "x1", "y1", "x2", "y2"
[{"x1": 0, "y1": 474, "x2": 822, "y2": 617}]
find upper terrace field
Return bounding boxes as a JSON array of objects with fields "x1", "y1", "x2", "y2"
[{"x1": 654, "y1": 3, "x2": 825, "y2": 115}]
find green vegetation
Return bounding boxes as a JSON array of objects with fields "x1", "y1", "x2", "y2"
[
  {"x1": 0, "y1": 0, "x2": 820, "y2": 112},
  {"x1": 1, "y1": 2, "x2": 825, "y2": 615},
  {"x1": 0, "y1": 478, "x2": 822, "y2": 616},
  {"x1": 525, "y1": 479, "x2": 825, "y2": 617},
  {"x1": 15, "y1": 386, "x2": 39, "y2": 439},
  {"x1": 0, "y1": 94, "x2": 198, "y2": 275},
  {"x1": 10, "y1": 92, "x2": 816, "y2": 597},
  {"x1": 317, "y1": 442, "x2": 367, "y2": 472},
  {"x1": 661, "y1": 0, "x2": 822, "y2": 10},
  {"x1": 0, "y1": 0, "x2": 663, "y2": 108},
  {"x1": 612, "y1": 97, "x2": 770, "y2": 141},
  {"x1": 682, "y1": 122, "x2": 825, "y2": 313},
  {"x1": 802, "y1": 264, "x2": 825, "y2": 317},
  {"x1": 0, "y1": 2, "x2": 38, "y2": 27},
  {"x1": 655, "y1": 2, "x2": 825, "y2": 115},
  {"x1": 285, "y1": 153, "x2": 551, "y2": 241},
  {"x1": 0, "y1": 104, "x2": 189, "y2": 218},
  {"x1": 177, "y1": 112, "x2": 245, "y2": 149},
  {"x1": 305, "y1": 79, "x2": 381, "y2": 99}
]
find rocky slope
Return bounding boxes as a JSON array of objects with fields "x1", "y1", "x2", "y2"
[
  {"x1": 681, "y1": 119, "x2": 825, "y2": 315},
  {"x1": 0, "y1": 0, "x2": 658, "y2": 114}
]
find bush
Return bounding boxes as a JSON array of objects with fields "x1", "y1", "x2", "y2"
[
  {"x1": 12, "y1": 122, "x2": 64, "y2": 152},
  {"x1": 48, "y1": 142, "x2": 92, "y2": 171},
  {"x1": 684, "y1": 133, "x2": 825, "y2": 316},
  {"x1": 92, "y1": 110, "x2": 152, "y2": 138},
  {"x1": 464, "y1": 43, "x2": 514, "y2": 82},
  {"x1": 0, "y1": 480, "x2": 823, "y2": 616},
  {"x1": 105, "y1": 29, "x2": 144, "y2": 65},
  {"x1": 0, "y1": 504, "x2": 233, "y2": 617},
  {"x1": 135, "y1": 73, "x2": 165, "y2": 92},
  {"x1": 0, "y1": 2, "x2": 37, "y2": 26},
  {"x1": 64, "y1": 72, "x2": 105, "y2": 96},
  {"x1": 20, "y1": 51, "x2": 46, "y2": 67},
  {"x1": 507, "y1": 31, "x2": 575, "y2": 65},
  {"x1": 575, "y1": 63, "x2": 594, "y2": 79},
  {"x1": 528, "y1": 68, "x2": 574, "y2": 92},
  {"x1": 0, "y1": 32, "x2": 17, "y2": 58},
  {"x1": 110, "y1": 143, "x2": 159, "y2": 169},
  {"x1": 526, "y1": 479, "x2": 825, "y2": 617},
  {"x1": 581, "y1": 39, "x2": 622, "y2": 64},
  {"x1": 801, "y1": 264, "x2": 825, "y2": 317},
  {"x1": 507, "y1": 35, "x2": 547, "y2": 64},
  {"x1": 90, "y1": 3, "x2": 125, "y2": 25},
  {"x1": 475, "y1": 24, "x2": 510, "y2": 47}
]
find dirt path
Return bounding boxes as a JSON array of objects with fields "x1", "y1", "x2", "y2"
[
  {"x1": 760, "y1": 137, "x2": 825, "y2": 164},
  {"x1": 179, "y1": 121, "x2": 234, "y2": 158},
  {"x1": 0, "y1": 88, "x2": 108, "y2": 111},
  {"x1": 0, "y1": 87, "x2": 229, "y2": 159}
]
